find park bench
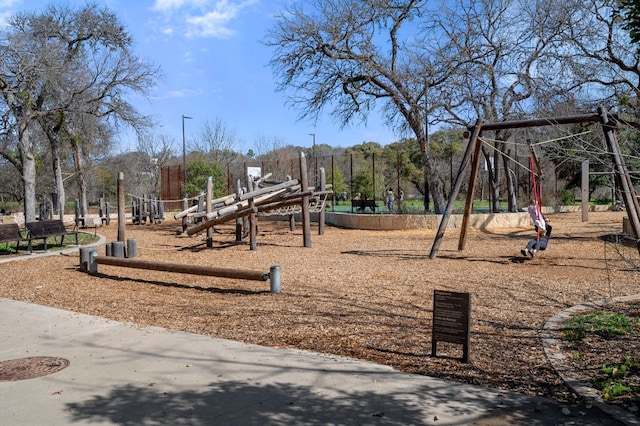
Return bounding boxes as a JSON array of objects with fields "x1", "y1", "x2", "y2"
[
  {"x1": 25, "y1": 220, "x2": 78, "y2": 251},
  {"x1": 0, "y1": 223, "x2": 32, "y2": 252},
  {"x1": 351, "y1": 199, "x2": 377, "y2": 212}
]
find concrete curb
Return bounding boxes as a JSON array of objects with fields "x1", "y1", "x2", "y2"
[{"x1": 542, "y1": 295, "x2": 640, "y2": 426}]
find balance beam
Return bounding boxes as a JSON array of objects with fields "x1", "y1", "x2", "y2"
[{"x1": 79, "y1": 248, "x2": 281, "y2": 293}]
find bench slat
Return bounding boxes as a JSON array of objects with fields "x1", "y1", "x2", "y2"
[
  {"x1": 25, "y1": 220, "x2": 78, "y2": 251},
  {"x1": 0, "y1": 223, "x2": 32, "y2": 252}
]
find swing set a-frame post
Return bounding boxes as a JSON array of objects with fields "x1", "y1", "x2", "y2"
[
  {"x1": 429, "y1": 118, "x2": 483, "y2": 259},
  {"x1": 599, "y1": 106, "x2": 640, "y2": 254},
  {"x1": 458, "y1": 123, "x2": 486, "y2": 251}
]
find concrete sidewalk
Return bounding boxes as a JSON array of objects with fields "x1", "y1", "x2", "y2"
[{"x1": 0, "y1": 298, "x2": 624, "y2": 425}]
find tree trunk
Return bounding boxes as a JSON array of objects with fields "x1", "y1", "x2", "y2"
[
  {"x1": 423, "y1": 170, "x2": 430, "y2": 213},
  {"x1": 71, "y1": 138, "x2": 89, "y2": 218},
  {"x1": 18, "y1": 122, "x2": 37, "y2": 223},
  {"x1": 423, "y1": 150, "x2": 445, "y2": 214},
  {"x1": 491, "y1": 146, "x2": 501, "y2": 213},
  {"x1": 50, "y1": 139, "x2": 66, "y2": 219},
  {"x1": 503, "y1": 152, "x2": 517, "y2": 212},
  {"x1": 482, "y1": 146, "x2": 498, "y2": 212}
]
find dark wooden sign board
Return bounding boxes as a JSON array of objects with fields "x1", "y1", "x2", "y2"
[{"x1": 431, "y1": 290, "x2": 471, "y2": 363}]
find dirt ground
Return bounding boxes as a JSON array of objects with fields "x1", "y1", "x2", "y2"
[{"x1": 1, "y1": 210, "x2": 638, "y2": 409}]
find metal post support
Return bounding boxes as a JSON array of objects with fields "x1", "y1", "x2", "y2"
[
  {"x1": 112, "y1": 241, "x2": 125, "y2": 258},
  {"x1": 79, "y1": 247, "x2": 98, "y2": 274},
  {"x1": 79, "y1": 247, "x2": 93, "y2": 272},
  {"x1": 269, "y1": 265, "x2": 281, "y2": 294},
  {"x1": 127, "y1": 239, "x2": 137, "y2": 258}
]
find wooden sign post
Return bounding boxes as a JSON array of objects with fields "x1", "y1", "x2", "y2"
[{"x1": 431, "y1": 290, "x2": 471, "y2": 363}]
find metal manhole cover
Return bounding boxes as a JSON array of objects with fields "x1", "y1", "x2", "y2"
[{"x1": 0, "y1": 357, "x2": 70, "y2": 381}]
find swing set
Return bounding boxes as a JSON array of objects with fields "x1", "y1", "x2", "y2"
[
  {"x1": 429, "y1": 106, "x2": 640, "y2": 259},
  {"x1": 528, "y1": 140, "x2": 545, "y2": 241}
]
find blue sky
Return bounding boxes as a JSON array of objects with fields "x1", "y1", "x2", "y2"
[{"x1": 1, "y1": 0, "x2": 399, "y2": 154}]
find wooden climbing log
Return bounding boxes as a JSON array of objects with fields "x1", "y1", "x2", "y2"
[
  {"x1": 186, "y1": 206, "x2": 258, "y2": 236},
  {"x1": 94, "y1": 255, "x2": 269, "y2": 281},
  {"x1": 238, "y1": 179, "x2": 300, "y2": 201},
  {"x1": 174, "y1": 204, "x2": 199, "y2": 219}
]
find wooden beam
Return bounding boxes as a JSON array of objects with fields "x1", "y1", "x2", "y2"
[
  {"x1": 94, "y1": 255, "x2": 269, "y2": 281},
  {"x1": 300, "y1": 152, "x2": 312, "y2": 248},
  {"x1": 430, "y1": 119, "x2": 483, "y2": 259},
  {"x1": 474, "y1": 113, "x2": 602, "y2": 132},
  {"x1": 458, "y1": 129, "x2": 485, "y2": 251}
]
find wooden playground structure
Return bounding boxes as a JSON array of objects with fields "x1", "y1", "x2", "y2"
[
  {"x1": 173, "y1": 152, "x2": 332, "y2": 250},
  {"x1": 430, "y1": 106, "x2": 640, "y2": 258}
]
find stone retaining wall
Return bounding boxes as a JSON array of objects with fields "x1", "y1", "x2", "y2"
[{"x1": 325, "y1": 205, "x2": 613, "y2": 231}]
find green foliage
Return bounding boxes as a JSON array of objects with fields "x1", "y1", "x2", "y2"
[
  {"x1": 347, "y1": 142, "x2": 385, "y2": 199},
  {"x1": 593, "y1": 356, "x2": 639, "y2": 400},
  {"x1": 561, "y1": 312, "x2": 640, "y2": 342},
  {"x1": 0, "y1": 231, "x2": 99, "y2": 254},
  {"x1": 382, "y1": 139, "x2": 424, "y2": 198},
  {"x1": 184, "y1": 158, "x2": 225, "y2": 198},
  {"x1": 593, "y1": 196, "x2": 612, "y2": 205},
  {"x1": 330, "y1": 165, "x2": 348, "y2": 197},
  {"x1": 559, "y1": 188, "x2": 576, "y2": 206},
  {"x1": 429, "y1": 129, "x2": 466, "y2": 159},
  {"x1": 351, "y1": 167, "x2": 375, "y2": 199},
  {"x1": 96, "y1": 169, "x2": 117, "y2": 200},
  {"x1": 618, "y1": 0, "x2": 640, "y2": 45}
]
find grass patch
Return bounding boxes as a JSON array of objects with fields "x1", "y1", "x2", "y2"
[
  {"x1": 561, "y1": 311, "x2": 640, "y2": 341},
  {"x1": 593, "y1": 356, "x2": 640, "y2": 400},
  {"x1": 0, "y1": 231, "x2": 99, "y2": 254}
]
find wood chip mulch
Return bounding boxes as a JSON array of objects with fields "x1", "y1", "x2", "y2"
[{"x1": 0, "y1": 210, "x2": 638, "y2": 411}]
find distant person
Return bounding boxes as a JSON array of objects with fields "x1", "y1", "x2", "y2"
[
  {"x1": 521, "y1": 221, "x2": 552, "y2": 258},
  {"x1": 386, "y1": 187, "x2": 395, "y2": 212},
  {"x1": 398, "y1": 189, "x2": 404, "y2": 211}
]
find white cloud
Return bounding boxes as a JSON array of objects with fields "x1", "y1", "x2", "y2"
[
  {"x1": 152, "y1": 0, "x2": 190, "y2": 11},
  {"x1": 153, "y1": 87, "x2": 204, "y2": 100},
  {"x1": 185, "y1": 0, "x2": 258, "y2": 39},
  {"x1": 0, "y1": 0, "x2": 19, "y2": 8},
  {"x1": 0, "y1": 0, "x2": 19, "y2": 27},
  {"x1": 150, "y1": 0, "x2": 259, "y2": 39}
]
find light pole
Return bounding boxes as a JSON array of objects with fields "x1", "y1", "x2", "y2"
[{"x1": 182, "y1": 114, "x2": 192, "y2": 197}]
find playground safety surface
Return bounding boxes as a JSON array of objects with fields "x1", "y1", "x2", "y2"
[{"x1": 0, "y1": 210, "x2": 638, "y2": 424}]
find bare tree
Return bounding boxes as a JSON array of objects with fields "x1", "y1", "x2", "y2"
[
  {"x1": 190, "y1": 118, "x2": 242, "y2": 164},
  {"x1": 0, "y1": 15, "x2": 59, "y2": 221},
  {"x1": 252, "y1": 136, "x2": 296, "y2": 181},
  {"x1": 543, "y1": 0, "x2": 640, "y2": 111},
  {"x1": 431, "y1": 0, "x2": 564, "y2": 212},
  {"x1": 136, "y1": 133, "x2": 175, "y2": 195},
  {"x1": 266, "y1": 0, "x2": 471, "y2": 213},
  {"x1": 0, "y1": 3, "x2": 158, "y2": 221}
]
